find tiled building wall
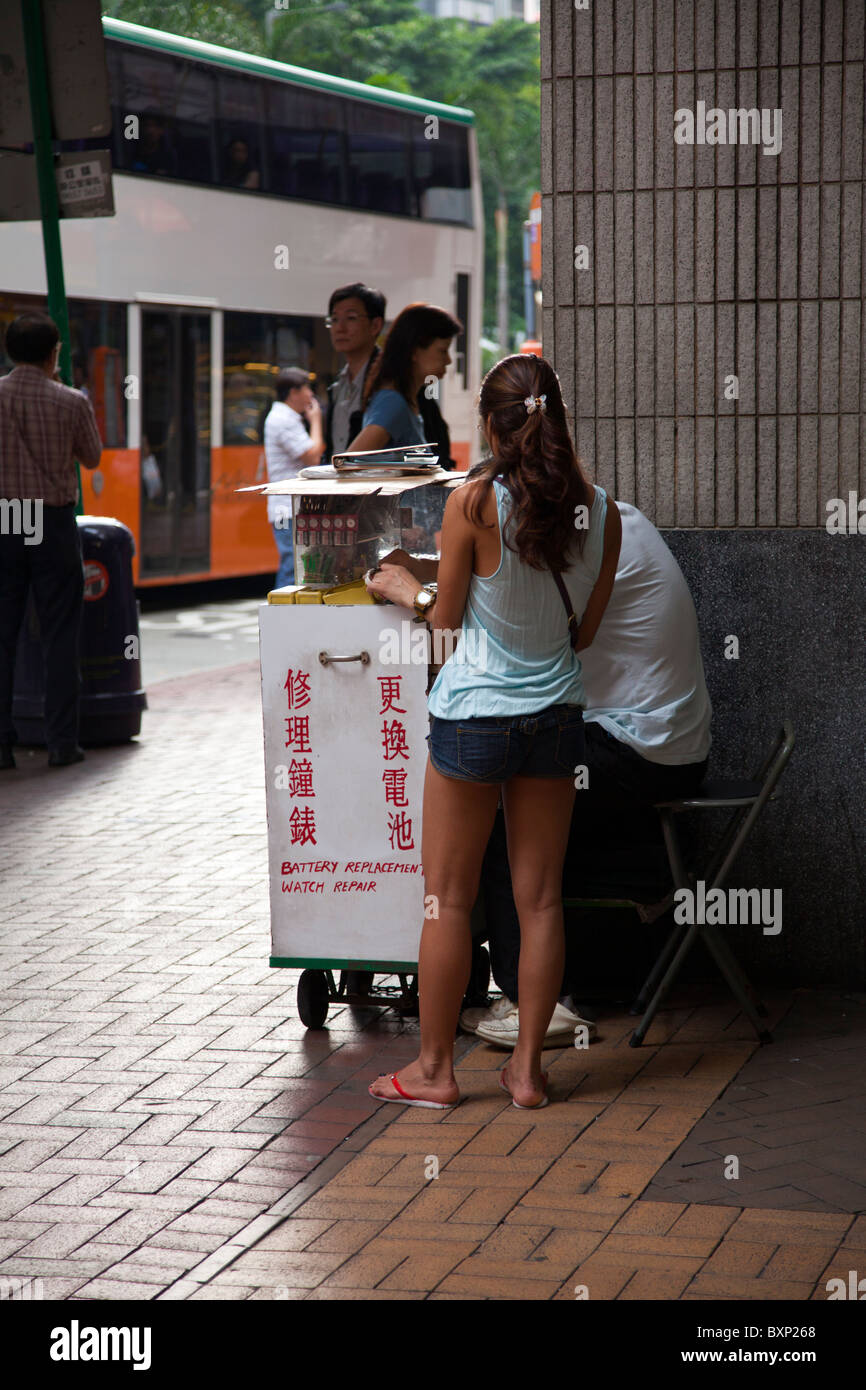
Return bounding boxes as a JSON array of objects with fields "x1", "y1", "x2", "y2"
[
  {"x1": 540, "y1": 0, "x2": 866, "y2": 528},
  {"x1": 539, "y1": 1, "x2": 866, "y2": 984}
]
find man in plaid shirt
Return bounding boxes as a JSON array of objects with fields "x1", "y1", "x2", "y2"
[{"x1": 0, "y1": 312, "x2": 102, "y2": 768}]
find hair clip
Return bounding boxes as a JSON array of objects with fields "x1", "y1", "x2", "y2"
[{"x1": 524, "y1": 394, "x2": 547, "y2": 414}]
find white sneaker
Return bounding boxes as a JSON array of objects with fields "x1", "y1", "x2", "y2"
[
  {"x1": 476, "y1": 999, "x2": 598, "y2": 1049},
  {"x1": 459, "y1": 995, "x2": 516, "y2": 1035},
  {"x1": 553, "y1": 1000, "x2": 598, "y2": 1043}
]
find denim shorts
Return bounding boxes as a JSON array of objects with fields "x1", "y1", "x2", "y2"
[{"x1": 427, "y1": 704, "x2": 585, "y2": 783}]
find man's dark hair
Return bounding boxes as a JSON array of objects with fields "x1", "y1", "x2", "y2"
[
  {"x1": 6, "y1": 312, "x2": 60, "y2": 365},
  {"x1": 327, "y1": 283, "x2": 386, "y2": 322},
  {"x1": 275, "y1": 367, "x2": 312, "y2": 402}
]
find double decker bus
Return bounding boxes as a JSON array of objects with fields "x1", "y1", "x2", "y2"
[{"x1": 0, "y1": 18, "x2": 483, "y2": 585}]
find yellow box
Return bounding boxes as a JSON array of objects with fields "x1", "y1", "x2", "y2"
[
  {"x1": 322, "y1": 579, "x2": 376, "y2": 606},
  {"x1": 267, "y1": 584, "x2": 302, "y2": 605}
]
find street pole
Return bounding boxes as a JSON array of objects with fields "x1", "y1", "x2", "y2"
[
  {"x1": 495, "y1": 194, "x2": 509, "y2": 355},
  {"x1": 20, "y1": 0, "x2": 82, "y2": 513}
]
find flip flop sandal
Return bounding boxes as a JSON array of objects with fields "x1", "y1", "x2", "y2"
[
  {"x1": 499, "y1": 1069, "x2": 549, "y2": 1110},
  {"x1": 368, "y1": 1072, "x2": 457, "y2": 1110}
]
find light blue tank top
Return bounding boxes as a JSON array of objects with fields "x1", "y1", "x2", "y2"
[{"x1": 427, "y1": 480, "x2": 608, "y2": 719}]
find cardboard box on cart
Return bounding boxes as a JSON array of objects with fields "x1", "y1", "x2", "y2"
[{"x1": 247, "y1": 467, "x2": 465, "y2": 1025}]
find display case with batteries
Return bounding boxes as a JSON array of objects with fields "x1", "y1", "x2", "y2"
[
  {"x1": 244, "y1": 452, "x2": 462, "y2": 593},
  {"x1": 295, "y1": 486, "x2": 456, "y2": 588}
]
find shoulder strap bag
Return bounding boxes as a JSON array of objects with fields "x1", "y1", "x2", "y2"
[{"x1": 551, "y1": 569, "x2": 580, "y2": 651}]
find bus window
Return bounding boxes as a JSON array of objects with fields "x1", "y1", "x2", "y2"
[
  {"x1": 217, "y1": 73, "x2": 265, "y2": 191},
  {"x1": 68, "y1": 300, "x2": 127, "y2": 448},
  {"x1": 412, "y1": 120, "x2": 472, "y2": 225},
  {"x1": 0, "y1": 293, "x2": 126, "y2": 448},
  {"x1": 223, "y1": 311, "x2": 322, "y2": 447},
  {"x1": 116, "y1": 48, "x2": 178, "y2": 176},
  {"x1": 345, "y1": 105, "x2": 410, "y2": 216},
  {"x1": 265, "y1": 84, "x2": 345, "y2": 205},
  {"x1": 172, "y1": 60, "x2": 216, "y2": 184},
  {"x1": 116, "y1": 46, "x2": 216, "y2": 185}
]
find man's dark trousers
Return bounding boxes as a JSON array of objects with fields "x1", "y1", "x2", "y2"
[
  {"x1": 480, "y1": 723, "x2": 708, "y2": 1002},
  {"x1": 0, "y1": 503, "x2": 84, "y2": 750}
]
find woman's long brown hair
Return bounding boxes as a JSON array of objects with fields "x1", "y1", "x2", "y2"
[
  {"x1": 362, "y1": 302, "x2": 463, "y2": 408},
  {"x1": 466, "y1": 354, "x2": 594, "y2": 572}
]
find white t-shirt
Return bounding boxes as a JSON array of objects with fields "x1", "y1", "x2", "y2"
[
  {"x1": 580, "y1": 501, "x2": 712, "y2": 766},
  {"x1": 263, "y1": 401, "x2": 310, "y2": 525}
]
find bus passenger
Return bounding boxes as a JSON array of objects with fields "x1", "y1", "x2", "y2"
[
  {"x1": 365, "y1": 354, "x2": 622, "y2": 1110},
  {"x1": 262, "y1": 368, "x2": 323, "y2": 589},
  {"x1": 348, "y1": 303, "x2": 462, "y2": 454},
  {"x1": 223, "y1": 138, "x2": 260, "y2": 190},
  {"x1": 323, "y1": 283, "x2": 386, "y2": 460},
  {"x1": 129, "y1": 111, "x2": 178, "y2": 178}
]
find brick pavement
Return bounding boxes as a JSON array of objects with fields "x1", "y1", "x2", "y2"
[
  {"x1": 201, "y1": 1002, "x2": 864, "y2": 1303},
  {"x1": 1, "y1": 661, "x2": 863, "y2": 1301},
  {"x1": 645, "y1": 991, "x2": 866, "y2": 1212}
]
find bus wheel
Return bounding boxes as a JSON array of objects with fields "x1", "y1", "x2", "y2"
[{"x1": 297, "y1": 970, "x2": 329, "y2": 1029}]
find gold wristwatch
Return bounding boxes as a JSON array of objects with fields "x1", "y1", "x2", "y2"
[{"x1": 413, "y1": 583, "x2": 437, "y2": 618}]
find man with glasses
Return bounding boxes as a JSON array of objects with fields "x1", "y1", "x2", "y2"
[{"x1": 323, "y1": 283, "x2": 386, "y2": 461}]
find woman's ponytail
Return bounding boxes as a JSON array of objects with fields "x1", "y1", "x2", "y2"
[{"x1": 466, "y1": 355, "x2": 593, "y2": 572}]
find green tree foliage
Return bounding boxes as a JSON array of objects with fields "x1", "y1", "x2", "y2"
[
  {"x1": 271, "y1": 1, "x2": 424, "y2": 83},
  {"x1": 104, "y1": 1, "x2": 263, "y2": 51},
  {"x1": 103, "y1": 0, "x2": 540, "y2": 340}
]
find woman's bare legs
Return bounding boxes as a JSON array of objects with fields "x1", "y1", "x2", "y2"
[
  {"x1": 499, "y1": 775, "x2": 576, "y2": 1107},
  {"x1": 369, "y1": 758, "x2": 501, "y2": 1104}
]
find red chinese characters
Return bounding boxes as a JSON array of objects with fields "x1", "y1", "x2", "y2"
[
  {"x1": 378, "y1": 675, "x2": 414, "y2": 851},
  {"x1": 284, "y1": 668, "x2": 316, "y2": 845},
  {"x1": 284, "y1": 668, "x2": 311, "y2": 709},
  {"x1": 382, "y1": 769, "x2": 408, "y2": 807}
]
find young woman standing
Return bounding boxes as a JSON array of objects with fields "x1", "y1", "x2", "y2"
[
  {"x1": 365, "y1": 354, "x2": 622, "y2": 1109},
  {"x1": 348, "y1": 302, "x2": 462, "y2": 452}
]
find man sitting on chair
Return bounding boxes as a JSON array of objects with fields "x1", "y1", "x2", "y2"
[{"x1": 465, "y1": 500, "x2": 712, "y2": 1048}]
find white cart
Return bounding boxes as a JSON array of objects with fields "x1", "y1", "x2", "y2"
[
  {"x1": 254, "y1": 469, "x2": 491, "y2": 1027},
  {"x1": 260, "y1": 598, "x2": 433, "y2": 1025}
]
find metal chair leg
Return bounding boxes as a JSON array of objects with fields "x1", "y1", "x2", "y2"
[
  {"x1": 696, "y1": 922, "x2": 772, "y2": 1038},
  {"x1": 629, "y1": 920, "x2": 706, "y2": 1045},
  {"x1": 630, "y1": 917, "x2": 688, "y2": 1014}
]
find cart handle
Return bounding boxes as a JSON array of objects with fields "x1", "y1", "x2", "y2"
[{"x1": 318, "y1": 650, "x2": 371, "y2": 666}]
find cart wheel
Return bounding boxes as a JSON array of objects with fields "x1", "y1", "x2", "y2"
[
  {"x1": 345, "y1": 970, "x2": 372, "y2": 997},
  {"x1": 297, "y1": 970, "x2": 330, "y2": 1029},
  {"x1": 466, "y1": 942, "x2": 490, "y2": 1006}
]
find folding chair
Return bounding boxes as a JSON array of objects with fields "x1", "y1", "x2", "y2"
[{"x1": 627, "y1": 720, "x2": 796, "y2": 1047}]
